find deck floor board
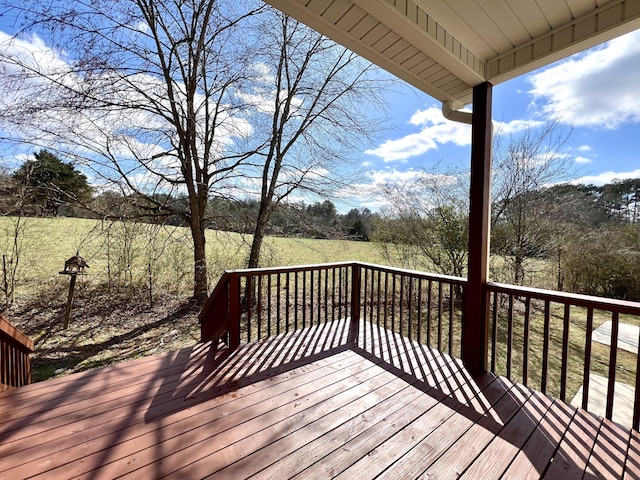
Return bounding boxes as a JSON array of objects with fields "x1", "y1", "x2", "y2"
[{"x1": 1, "y1": 318, "x2": 638, "y2": 479}]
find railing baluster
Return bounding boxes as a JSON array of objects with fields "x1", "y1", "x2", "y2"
[
  {"x1": 391, "y1": 274, "x2": 397, "y2": 333},
  {"x1": 332, "y1": 267, "x2": 337, "y2": 321},
  {"x1": 541, "y1": 299, "x2": 551, "y2": 394},
  {"x1": 417, "y1": 278, "x2": 423, "y2": 344},
  {"x1": 384, "y1": 271, "x2": 389, "y2": 329},
  {"x1": 582, "y1": 307, "x2": 594, "y2": 411},
  {"x1": 634, "y1": 324, "x2": 640, "y2": 430},
  {"x1": 324, "y1": 268, "x2": 329, "y2": 324},
  {"x1": 560, "y1": 303, "x2": 571, "y2": 401},
  {"x1": 310, "y1": 270, "x2": 314, "y2": 327},
  {"x1": 491, "y1": 291, "x2": 498, "y2": 373},
  {"x1": 606, "y1": 311, "x2": 620, "y2": 420},
  {"x1": 294, "y1": 271, "x2": 299, "y2": 331},
  {"x1": 408, "y1": 276, "x2": 414, "y2": 341},
  {"x1": 246, "y1": 275, "x2": 253, "y2": 343},
  {"x1": 267, "y1": 274, "x2": 272, "y2": 336},
  {"x1": 302, "y1": 270, "x2": 307, "y2": 329},
  {"x1": 399, "y1": 274, "x2": 404, "y2": 336},
  {"x1": 277, "y1": 273, "x2": 281, "y2": 335},
  {"x1": 448, "y1": 282, "x2": 454, "y2": 356},
  {"x1": 258, "y1": 275, "x2": 263, "y2": 339},
  {"x1": 285, "y1": 272, "x2": 290, "y2": 333},
  {"x1": 317, "y1": 269, "x2": 322, "y2": 323},
  {"x1": 507, "y1": 294, "x2": 514, "y2": 380},
  {"x1": 427, "y1": 279, "x2": 433, "y2": 348},
  {"x1": 523, "y1": 296, "x2": 531, "y2": 387},
  {"x1": 437, "y1": 281, "x2": 443, "y2": 352},
  {"x1": 377, "y1": 269, "x2": 382, "y2": 327}
]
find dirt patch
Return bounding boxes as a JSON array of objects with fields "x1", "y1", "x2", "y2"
[{"x1": 5, "y1": 288, "x2": 202, "y2": 382}]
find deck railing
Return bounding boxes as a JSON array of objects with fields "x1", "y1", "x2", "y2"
[
  {"x1": 487, "y1": 282, "x2": 640, "y2": 430},
  {"x1": 200, "y1": 262, "x2": 359, "y2": 348},
  {"x1": 0, "y1": 315, "x2": 34, "y2": 389},
  {"x1": 199, "y1": 262, "x2": 466, "y2": 357},
  {"x1": 201, "y1": 261, "x2": 640, "y2": 430},
  {"x1": 358, "y1": 263, "x2": 465, "y2": 358}
]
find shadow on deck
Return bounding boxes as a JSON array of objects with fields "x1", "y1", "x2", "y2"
[{"x1": 0, "y1": 318, "x2": 638, "y2": 479}]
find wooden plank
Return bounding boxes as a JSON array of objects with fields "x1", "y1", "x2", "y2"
[
  {"x1": 375, "y1": 377, "x2": 516, "y2": 480},
  {"x1": 0, "y1": 322, "x2": 351, "y2": 474},
  {"x1": 0, "y1": 348, "x2": 365, "y2": 478},
  {"x1": 252, "y1": 383, "x2": 427, "y2": 480},
  {"x1": 624, "y1": 429, "x2": 640, "y2": 479},
  {"x1": 459, "y1": 389, "x2": 554, "y2": 478},
  {"x1": 293, "y1": 365, "x2": 500, "y2": 479},
  {"x1": 501, "y1": 398, "x2": 575, "y2": 478},
  {"x1": 215, "y1": 376, "x2": 415, "y2": 479},
  {"x1": 583, "y1": 417, "x2": 630, "y2": 479},
  {"x1": 0, "y1": 342, "x2": 221, "y2": 433},
  {"x1": 418, "y1": 382, "x2": 531, "y2": 479},
  {"x1": 0, "y1": 340, "x2": 212, "y2": 408},
  {"x1": 118, "y1": 364, "x2": 402, "y2": 479},
  {"x1": 25, "y1": 350, "x2": 378, "y2": 479},
  {"x1": 542, "y1": 408, "x2": 602, "y2": 478}
]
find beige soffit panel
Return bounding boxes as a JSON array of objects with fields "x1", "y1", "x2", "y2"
[
  {"x1": 265, "y1": 0, "x2": 479, "y2": 107},
  {"x1": 265, "y1": 0, "x2": 640, "y2": 107},
  {"x1": 487, "y1": 0, "x2": 640, "y2": 84}
]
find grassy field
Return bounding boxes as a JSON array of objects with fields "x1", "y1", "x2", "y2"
[
  {"x1": 2, "y1": 214, "x2": 638, "y2": 411},
  {"x1": 0, "y1": 216, "x2": 384, "y2": 382},
  {"x1": 0, "y1": 216, "x2": 383, "y2": 302}
]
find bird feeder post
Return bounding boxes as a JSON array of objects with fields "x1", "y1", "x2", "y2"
[{"x1": 63, "y1": 273, "x2": 77, "y2": 330}]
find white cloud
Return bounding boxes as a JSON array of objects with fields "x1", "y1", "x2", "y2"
[
  {"x1": 574, "y1": 156, "x2": 592, "y2": 164},
  {"x1": 335, "y1": 167, "x2": 458, "y2": 211},
  {"x1": 493, "y1": 119, "x2": 544, "y2": 135},
  {"x1": 365, "y1": 106, "x2": 470, "y2": 162},
  {"x1": 577, "y1": 145, "x2": 592, "y2": 152},
  {"x1": 573, "y1": 169, "x2": 640, "y2": 186},
  {"x1": 528, "y1": 29, "x2": 640, "y2": 129}
]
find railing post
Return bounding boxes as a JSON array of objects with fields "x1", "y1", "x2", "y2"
[
  {"x1": 228, "y1": 274, "x2": 241, "y2": 349},
  {"x1": 349, "y1": 263, "x2": 361, "y2": 346},
  {"x1": 463, "y1": 82, "x2": 493, "y2": 374}
]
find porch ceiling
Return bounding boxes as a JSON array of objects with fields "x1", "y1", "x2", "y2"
[{"x1": 265, "y1": 0, "x2": 640, "y2": 108}]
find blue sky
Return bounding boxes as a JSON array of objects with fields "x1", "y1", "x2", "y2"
[
  {"x1": 0, "y1": 11, "x2": 639, "y2": 213},
  {"x1": 350, "y1": 27, "x2": 640, "y2": 210}
]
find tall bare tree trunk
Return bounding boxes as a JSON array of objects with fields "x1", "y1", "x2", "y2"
[
  {"x1": 189, "y1": 217, "x2": 208, "y2": 305},
  {"x1": 248, "y1": 201, "x2": 272, "y2": 269}
]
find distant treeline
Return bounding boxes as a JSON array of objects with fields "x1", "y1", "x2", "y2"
[{"x1": 0, "y1": 171, "x2": 378, "y2": 241}]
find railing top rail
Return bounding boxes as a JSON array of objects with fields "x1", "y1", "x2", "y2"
[
  {"x1": 221, "y1": 261, "x2": 467, "y2": 285},
  {"x1": 0, "y1": 316, "x2": 34, "y2": 352},
  {"x1": 222, "y1": 261, "x2": 358, "y2": 277},
  {"x1": 487, "y1": 281, "x2": 640, "y2": 315},
  {"x1": 356, "y1": 262, "x2": 467, "y2": 284}
]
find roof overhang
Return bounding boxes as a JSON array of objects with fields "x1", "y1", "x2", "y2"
[{"x1": 265, "y1": 0, "x2": 640, "y2": 108}]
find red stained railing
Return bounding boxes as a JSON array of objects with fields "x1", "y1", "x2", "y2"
[
  {"x1": 200, "y1": 262, "x2": 465, "y2": 357},
  {"x1": 487, "y1": 282, "x2": 640, "y2": 430},
  {"x1": 0, "y1": 315, "x2": 34, "y2": 389},
  {"x1": 201, "y1": 262, "x2": 640, "y2": 430}
]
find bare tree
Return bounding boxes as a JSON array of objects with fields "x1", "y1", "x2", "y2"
[
  {"x1": 375, "y1": 168, "x2": 469, "y2": 277},
  {"x1": 243, "y1": 11, "x2": 387, "y2": 268},
  {"x1": 0, "y1": 0, "x2": 265, "y2": 304},
  {"x1": 491, "y1": 119, "x2": 574, "y2": 284}
]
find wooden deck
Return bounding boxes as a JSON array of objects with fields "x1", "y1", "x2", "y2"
[{"x1": 1, "y1": 319, "x2": 639, "y2": 479}]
